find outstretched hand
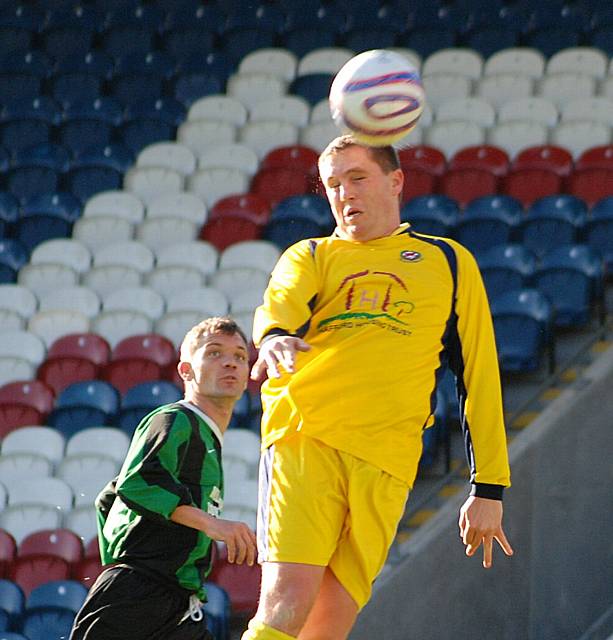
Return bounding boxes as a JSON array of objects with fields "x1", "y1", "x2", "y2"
[
  {"x1": 204, "y1": 517, "x2": 257, "y2": 566},
  {"x1": 250, "y1": 335, "x2": 311, "y2": 380},
  {"x1": 458, "y1": 496, "x2": 514, "y2": 568}
]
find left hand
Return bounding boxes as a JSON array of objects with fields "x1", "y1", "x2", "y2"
[{"x1": 458, "y1": 496, "x2": 514, "y2": 568}]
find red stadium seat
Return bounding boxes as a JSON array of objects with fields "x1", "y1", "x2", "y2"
[
  {"x1": 448, "y1": 145, "x2": 510, "y2": 177},
  {"x1": 501, "y1": 168, "x2": 563, "y2": 208},
  {"x1": 112, "y1": 334, "x2": 177, "y2": 368},
  {"x1": 575, "y1": 144, "x2": 613, "y2": 171},
  {"x1": 37, "y1": 357, "x2": 98, "y2": 395},
  {"x1": 47, "y1": 333, "x2": 111, "y2": 367},
  {"x1": 397, "y1": 144, "x2": 447, "y2": 176},
  {"x1": 513, "y1": 145, "x2": 574, "y2": 177},
  {"x1": 0, "y1": 530, "x2": 17, "y2": 578},
  {"x1": 401, "y1": 168, "x2": 438, "y2": 203},
  {"x1": 9, "y1": 555, "x2": 71, "y2": 596},
  {"x1": 71, "y1": 556, "x2": 104, "y2": 588},
  {"x1": 566, "y1": 167, "x2": 613, "y2": 207},
  {"x1": 0, "y1": 406, "x2": 45, "y2": 435},
  {"x1": 250, "y1": 166, "x2": 313, "y2": 208},
  {"x1": 260, "y1": 145, "x2": 319, "y2": 177},
  {"x1": 209, "y1": 194, "x2": 271, "y2": 226},
  {"x1": 209, "y1": 543, "x2": 261, "y2": 615},
  {"x1": 18, "y1": 529, "x2": 83, "y2": 565},
  {"x1": 84, "y1": 537, "x2": 100, "y2": 560},
  {"x1": 439, "y1": 168, "x2": 499, "y2": 208},
  {"x1": 200, "y1": 211, "x2": 263, "y2": 251},
  {"x1": 0, "y1": 380, "x2": 54, "y2": 416},
  {"x1": 100, "y1": 358, "x2": 163, "y2": 395}
]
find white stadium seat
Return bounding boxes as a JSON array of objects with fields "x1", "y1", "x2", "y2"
[
  {"x1": 476, "y1": 73, "x2": 535, "y2": 110},
  {"x1": 72, "y1": 215, "x2": 134, "y2": 250},
  {"x1": 546, "y1": 47, "x2": 608, "y2": 78},
  {"x1": 146, "y1": 192, "x2": 208, "y2": 226},
  {"x1": 18, "y1": 263, "x2": 78, "y2": 296},
  {"x1": 155, "y1": 241, "x2": 219, "y2": 277},
  {"x1": 422, "y1": 48, "x2": 483, "y2": 79},
  {"x1": 483, "y1": 47, "x2": 546, "y2": 78},
  {"x1": 239, "y1": 47, "x2": 298, "y2": 83},
  {"x1": 124, "y1": 166, "x2": 185, "y2": 206},
  {"x1": 497, "y1": 97, "x2": 559, "y2": 128},
  {"x1": 226, "y1": 73, "x2": 287, "y2": 110},
  {"x1": 136, "y1": 142, "x2": 197, "y2": 177},
  {"x1": 28, "y1": 309, "x2": 90, "y2": 348},
  {"x1": 249, "y1": 96, "x2": 310, "y2": 127},
  {"x1": 425, "y1": 120, "x2": 486, "y2": 158},
  {"x1": 136, "y1": 217, "x2": 198, "y2": 252},
  {"x1": 0, "y1": 285, "x2": 38, "y2": 319},
  {"x1": 488, "y1": 120, "x2": 549, "y2": 158},
  {"x1": 38, "y1": 286, "x2": 101, "y2": 318},
  {"x1": 198, "y1": 143, "x2": 260, "y2": 176},
  {"x1": 30, "y1": 239, "x2": 91, "y2": 275},
  {"x1": 83, "y1": 190, "x2": 145, "y2": 224},
  {"x1": 187, "y1": 95, "x2": 248, "y2": 126},
  {"x1": 297, "y1": 47, "x2": 354, "y2": 75},
  {"x1": 102, "y1": 286, "x2": 165, "y2": 321},
  {"x1": 177, "y1": 119, "x2": 237, "y2": 155},
  {"x1": 239, "y1": 121, "x2": 300, "y2": 159}
]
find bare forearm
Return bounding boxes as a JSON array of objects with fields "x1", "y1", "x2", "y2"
[{"x1": 170, "y1": 504, "x2": 214, "y2": 535}]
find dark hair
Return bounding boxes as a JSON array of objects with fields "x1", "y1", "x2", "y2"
[
  {"x1": 318, "y1": 134, "x2": 401, "y2": 174},
  {"x1": 180, "y1": 316, "x2": 249, "y2": 360}
]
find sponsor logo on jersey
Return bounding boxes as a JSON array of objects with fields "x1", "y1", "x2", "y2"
[
  {"x1": 400, "y1": 250, "x2": 422, "y2": 262},
  {"x1": 317, "y1": 270, "x2": 415, "y2": 336}
]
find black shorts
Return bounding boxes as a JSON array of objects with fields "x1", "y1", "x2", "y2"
[{"x1": 70, "y1": 565, "x2": 214, "y2": 640}]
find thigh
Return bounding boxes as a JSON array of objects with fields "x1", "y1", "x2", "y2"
[
  {"x1": 329, "y1": 458, "x2": 409, "y2": 609},
  {"x1": 70, "y1": 566, "x2": 191, "y2": 640},
  {"x1": 257, "y1": 434, "x2": 348, "y2": 566}
]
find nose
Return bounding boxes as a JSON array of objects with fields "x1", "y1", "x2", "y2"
[
  {"x1": 222, "y1": 355, "x2": 238, "y2": 368},
  {"x1": 339, "y1": 181, "x2": 355, "y2": 201}
]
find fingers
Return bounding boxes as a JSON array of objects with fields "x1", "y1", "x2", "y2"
[
  {"x1": 482, "y1": 536, "x2": 493, "y2": 568},
  {"x1": 250, "y1": 337, "x2": 311, "y2": 380},
  {"x1": 226, "y1": 524, "x2": 257, "y2": 566},
  {"x1": 494, "y1": 529, "x2": 514, "y2": 557}
]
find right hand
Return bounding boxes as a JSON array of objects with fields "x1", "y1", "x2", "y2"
[
  {"x1": 250, "y1": 335, "x2": 311, "y2": 380},
  {"x1": 204, "y1": 517, "x2": 257, "y2": 566}
]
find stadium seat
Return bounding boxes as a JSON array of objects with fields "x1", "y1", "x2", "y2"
[
  {"x1": 455, "y1": 195, "x2": 522, "y2": 256},
  {"x1": 0, "y1": 360, "x2": 35, "y2": 392},
  {"x1": 552, "y1": 121, "x2": 611, "y2": 160},
  {"x1": 83, "y1": 190, "x2": 145, "y2": 224},
  {"x1": 65, "y1": 166, "x2": 123, "y2": 203},
  {"x1": 239, "y1": 47, "x2": 298, "y2": 83},
  {"x1": 118, "y1": 380, "x2": 183, "y2": 434},
  {"x1": 57, "y1": 454, "x2": 118, "y2": 492},
  {"x1": 18, "y1": 530, "x2": 83, "y2": 566},
  {"x1": 0, "y1": 240, "x2": 28, "y2": 284},
  {"x1": 49, "y1": 380, "x2": 119, "y2": 424},
  {"x1": 20, "y1": 608, "x2": 75, "y2": 640},
  {"x1": 0, "y1": 506, "x2": 62, "y2": 548},
  {"x1": 476, "y1": 73, "x2": 534, "y2": 110},
  {"x1": 13, "y1": 212, "x2": 74, "y2": 254},
  {"x1": 119, "y1": 118, "x2": 176, "y2": 155},
  {"x1": 176, "y1": 119, "x2": 237, "y2": 156},
  {"x1": 46, "y1": 333, "x2": 111, "y2": 368},
  {"x1": 0, "y1": 284, "x2": 35, "y2": 323},
  {"x1": 72, "y1": 216, "x2": 134, "y2": 251},
  {"x1": 0, "y1": 578, "x2": 23, "y2": 630},
  {"x1": 27, "y1": 310, "x2": 90, "y2": 349},
  {"x1": 220, "y1": 240, "x2": 281, "y2": 274},
  {"x1": 37, "y1": 286, "x2": 100, "y2": 319},
  {"x1": 37, "y1": 357, "x2": 99, "y2": 396},
  {"x1": 136, "y1": 142, "x2": 196, "y2": 178},
  {"x1": 397, "y1": 145, "x2": 447, "y2": 177},
  {"x1": 155, "y1": 311, "x2": 206, "y2": 350},
  {"x1": 490, "y1": 289, "x2": 555, "y2": 374},
  {"x1": 188, "y1": 167, "x2": 250, "y2": 209},
  {"x1": 501, "y1": 168, "x2": 563, "y2": 208},
  {"x1": 566, "y1": 168, "x2": 613, "y2": 207},
  {"x1": 7, "y1": 166, "x2": 59, "y2": 203},
  {"x1": 14, "y1": 142, "x2": 71, "y2": 172},
  {"x1": 521, "y1": 195, "x2": 587, "y2": 258},
  {"x1": 0, "y1": 331, "x2": 45, "y2": 369},
  {"x1": 53, "y1": 50, "x2": 114, "y2": 79},
  {"x1": 124, "y1": 167, "x2": 184, "y2": 207},
  {"x1": 0, "y1": 380, "x2": 54, "y2": 420},
  {"x1": 585, "y1": 196, "x2": 613, "y2": 271},
  {"x1": 425, "y1": 121, "x2": 485, "y2": 159},
  {"x1": 200, "y1": 214, "x2": 262, "y2": 252},
  {"x1": 17, "y1": 263, "x2": 78, "y2": 297},
  {"x1": 240, "y1": 121, "x2": 300, "y2": 161},
  {"x1": 288, "y1": 73, "x2": 334, "y2": 107},
  {"x1": 100, "y1": 359, "x2": 163, "y2": 396},
  {"x1": 74, "y1": 143, "x2": 134, "y2": 173},
  {"x1": 533, "y1": 244, "x2": 605, "y2": 328},
  {"x1": 400, "y1": 195, "x2": 459, "y2": 237},
  {"x1": 92, "y1": 311, "x2": 153, "y2": 350},
  {"x1": 513, "y1": 145, "x2": 573, "y2": 177},
  {"x1": 145, "y1": 266, "x2": 205, "y2": 299},
  {"x1": 0, "y1": 426, "x2": 65, "y2": 468},
  {"x1": 575, "y1": 145, "x2": 613, "y2": 171},
  {"x1": 251, "y1": 167, "x2": 313, "y2": 208},
  {"x1": 62, "y1": 506, "x2": 97, "y2": 544},
  {"x1": 448, "y1": 145, "x2": 510, "y2": 177},
  {"x1": 26, "y1": 579, "x2": 87, "y2": 615},
  {"x1": 165, "y1": 287, "x2": 229, "y2": 318},
  {"x1": 66, "y1": 427, "x2": 129, "y2": 466},
  {"x1": 4, "y1": 477, "x2": 73, "y2": 513},
  {"x1": 92, "y1": 241, "x2": 155, "y2": 274},
  {"x1": 101, "y1": 287, "x2": 165, "y2": 322},
  {"x1": 439, "y1": 168, "x2": 499, "y2": 208}
]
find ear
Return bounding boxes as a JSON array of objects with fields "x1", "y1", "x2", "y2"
[
  {"x1": 177, "y1": 361, "x2": 192, "y2": 380},
  {"x1": 391, "y1": 168, "x2": 404, "y2": 197}
]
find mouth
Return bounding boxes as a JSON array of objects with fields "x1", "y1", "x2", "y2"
[{"x1": 344, "y1": 207, "x2": 363, "y2": 221}]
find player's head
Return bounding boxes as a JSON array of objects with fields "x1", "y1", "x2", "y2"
[
  {"x1": 178, "y1": 316, "x2": 249, "y2": 401},
  {"x1": 318, "y1": 134, "x2": 404, "y2": 242}
]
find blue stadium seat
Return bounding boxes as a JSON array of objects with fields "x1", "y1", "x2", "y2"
[
  {"x1": 397, "y1": 27, "x2": 457, "y2": 57},
  {"x1": 203, "y1": 582, "x2": 230, "y2": 640},
  {"x1": 118, "y1": 380, "x2": 183, "y2": 434},
  {"x1": 99, "y1": 26, "x2": 155, "y2": 59},
  {"x1": 344, "y1": 1, "x2": 407, "y2": 31},
  {"x1": 284, "y1": 3, "x2": 348, "y2": 32},
  {"x1": 50, "y1": 72, "x2": 103, "y2": 106},
  {"x1": 160, "y1": 27, "x2": 217, "y2": 61},
  {"x1": 20, "y1": 609, "x2": 75, "y2": 640},
  {"x1": 63, "y1": 98, "x2": 124, "y2": 126},
  {"x1": 163, "y1": 3, "x2": 227, "y2": 33},
  {"x1": 401, "y1": 195, "x2": 460, "y2": 237},
  {"x1": 42, "y1": 26, "x2": 96, "y2": 58},
  {"x1": 0, "y1": 146, "x2": 7, "y2": 172},
  {"x1": 0, "y1": 5, "x2": 45, "y2": 30},
  {"x1": 0, "y1": 192, "x2": 19, "y2": 234},
  {"x1": 1, "y1": 97, "x2": 63, "y2": 125},
  {"x1": 119, "y1": 118, "x2": 176, "y2": 154},
  {"x1": 73, "y1": 144, "x2": 135, "y2": 173},
  {"x1": 407, "y1": 2, "x2": 466, "y2": 30},
  {"x1": 0, "y1": 73, "x2": 41, "y2": 102},
  {"x1": 490, "y1": 289, "x2": 555, "y2": 374},
  {"x1": 177, "y1": 52, "x2": 235, "y2": 86},
  {"x1": 53, "y1": 51, "x2": 115, "y2": 79},
  {"x1": 220, "y1": 27, "x2": 277, "y2": 64},
  {"x1": 524, "y1": 4, "x2": 590, "y2": 33},
  {"x1": 522, "y1": 195, "x2": 587, "y2": 258},
  {"x1": 58, "y1": 120, "x2": 115, "y2": 156},
  {"x1": 465, "y1": 26, "x2": 520, "y2": 57},
  {"x1": 173, "y1": 73, "x2": 224, "y2": 108},
  {"x1": 224, "y1": 4, "x2": 287, "y2": 31},
  {"x1": 289, "y1": 73, "x2": 334, "y2": 106},
  {"x1": 109, "y1": 73, "x2": 166, "y2": 105},
  {"x1": 0, "y1": 52, "x2": 54, "y2": 78},
  {"x1": 123, "y1": 98, "x2": 186, "y2": 127},
  {"x1": 271, "y1": 194, "x2": 334, "y2": 229},
  {"x1": 7, "y1": 166, "x2": 60, "y2": 203},
  {"x1": 227, "y1": 390, "x2": 251, "y2": 430},
  {"x1": 281, "y1": 27, "x2": 337, "y2": 58},
  {"x1": 14, "y1": 143, "x2": 72, "y2": 172},
  {"x1": 21, "y1": 192, "x2": 82, "y2": 222},
  {"x1": 1, "y1": 119, "x2": 51, "y2": 155},
  {"x1": 0, "y1": 579, "x2": 25, "y2": 631},
  {"x1": 455, "y1": 195, "x2": 522, "y2": 256},
  {"x1": 590, "y1": 26, "x2": 613, "y2": 55},
  {"x1": 476, "y1": 244, "x2": 536, "y2": 302},
  {"x1": 533, "y1": 244, "x2": 605, "y2": 328},
  {"x1": 585, "y1": 196, "x2": 613, "y2": 271},
  {"x1": 43, "y1": 5, "x2": 104, "y2": 31},
  {"x1": 14, "y1": 212, "x2": 73, "y2": 253},
  {"x1": 26, "y1": 580, "x2": 87, "y2": 615},
  {"x1": 48, "y1": 380, "x2": 120, "y2": 436},
  {"x1": 114, "y1": 51, "x2": 177, "y2": 78},
  {"x1": 341, "y1": 27, "x2": 398, "y2": 52},
  {"x1": 0, "y1": 239, "x2": 28, "y2": 283},
  {"x1": 264, "y1": 217, "x2": 325, "y2": 252},
  {"x1": 0, "y1": 26, "x2": 33, "y2": 56},
  {"x1": 524, "y1": 27, "x2": 581, "y2": 57},
  {"x1": 65, "y1": 166, "x2": 123, "y2": 203}
]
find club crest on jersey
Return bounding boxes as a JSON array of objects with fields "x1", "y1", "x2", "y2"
[{"x1": 400, "y1": 250, "x2": 422, "y2": 262}]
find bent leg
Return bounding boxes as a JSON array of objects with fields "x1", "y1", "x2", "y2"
[
  {"x1": 298, "y1": 567, "x2": 358, "y2": 640},
  {"x1": 241, "y1": 561, "x2": 326, "y2": 639}
]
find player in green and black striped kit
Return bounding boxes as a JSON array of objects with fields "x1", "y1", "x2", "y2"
[{"x1": 70, "y1": 317, "x2": 257, "y2": 640}]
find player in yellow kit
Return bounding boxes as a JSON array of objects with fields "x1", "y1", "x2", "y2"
[{"x1": 242, "y1": 135, "x2": 514, "y2": 640}]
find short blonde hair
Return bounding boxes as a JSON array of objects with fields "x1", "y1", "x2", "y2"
[
  {"x1": 319, "y1": 134, "x2": 401, "y2": 175},
  {"x1": 179, "y1": 316, "x2": 248, "y2": 361}
]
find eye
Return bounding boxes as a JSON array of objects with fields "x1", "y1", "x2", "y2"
[
  {"x1": 207, "y1": 350, "x2": 221, "y2": 358},
  {"x1": 235, "y1": 353, "x2": 247, "y2": 363}
]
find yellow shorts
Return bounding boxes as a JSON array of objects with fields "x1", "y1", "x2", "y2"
[{"x1": 256, "y1": 433, "x2": 409, "y2": 609}]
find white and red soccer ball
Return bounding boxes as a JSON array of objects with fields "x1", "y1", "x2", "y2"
[{"x1": 329, "y1": 49, "x2": 425, "y2": 147}]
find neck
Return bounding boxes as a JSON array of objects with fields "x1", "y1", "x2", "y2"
[{"x1": 183, "y1": 392, "x2": 235, "y2": 433}]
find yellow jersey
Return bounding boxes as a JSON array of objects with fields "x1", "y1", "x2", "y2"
[{"x1": 253, "y1": 224, "x2": 510, "y2": 494}]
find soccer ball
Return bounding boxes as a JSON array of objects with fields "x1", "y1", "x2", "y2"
[{"x1": 329, "y1": 49, "x2": 425, "y2": 147}]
